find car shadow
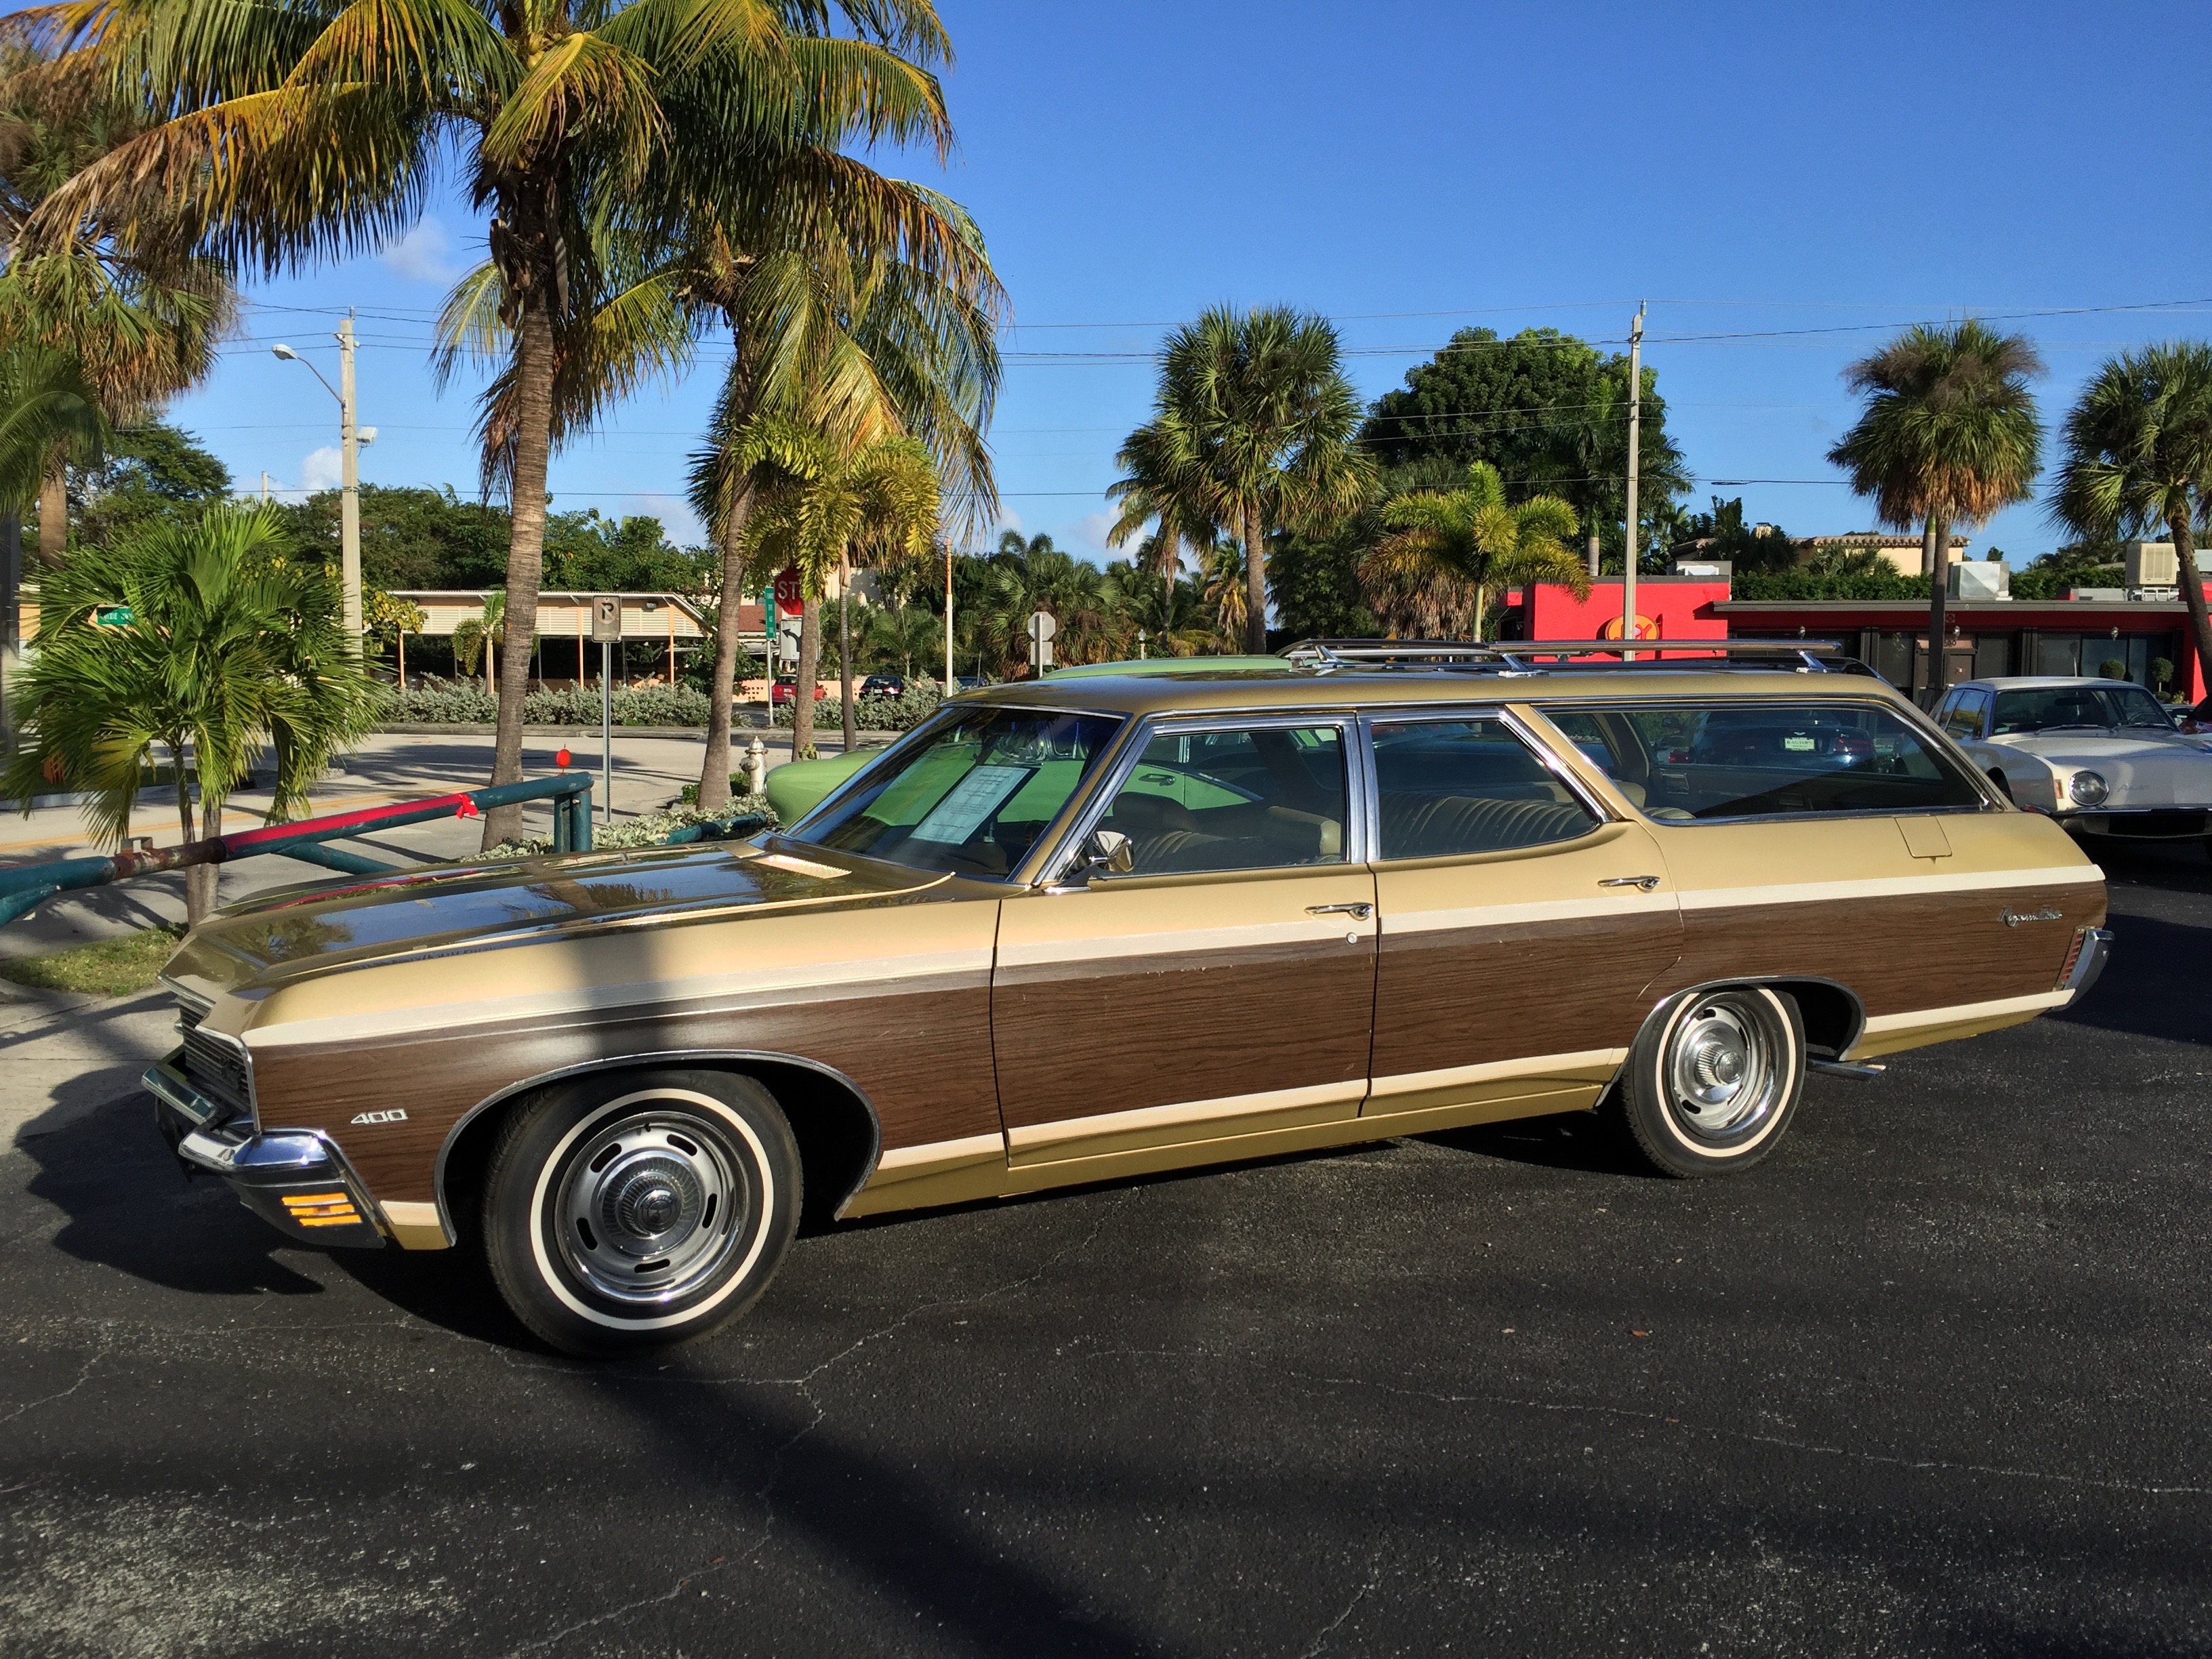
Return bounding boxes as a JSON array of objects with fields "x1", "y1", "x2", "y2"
[
  {"x1": 14, "y1": 1086, "x2": 328, "y2": 1296},
  {"x1": 1418, "y1": 1107, "x2": 1661, "y2": 1179},
  {"x1": 2049, "y1": 912, "x2": 2207, "y2": 1048}
]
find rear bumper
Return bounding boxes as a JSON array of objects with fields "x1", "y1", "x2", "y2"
[
  {"x1": 2057, "y1": 926, "x2": 2114, "y2": 1005},
  {"x1": 146, "y1": 1053, "x2": 387, "y2": 1249}
]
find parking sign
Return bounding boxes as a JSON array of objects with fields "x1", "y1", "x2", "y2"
[{"x1": 590, "y1": 595, "x2": 622, "y2": 642}]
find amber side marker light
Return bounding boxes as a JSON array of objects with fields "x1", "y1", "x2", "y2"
[{"x1": 282, "y1": 1192, "x2": 363, "y2": 1227}]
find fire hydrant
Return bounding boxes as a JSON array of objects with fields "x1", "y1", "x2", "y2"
[{"x1": 745, "y1": 736, "x2": 767, "y2": 798}]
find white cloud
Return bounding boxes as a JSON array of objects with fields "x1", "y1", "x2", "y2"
[
  {"x1": 634, "y1": 491, "x2": 706, "y2": 546},
  {"x1": 382, "y1": 218, "x2": 460, "y2": 284},
  {"x1": 994, "y1": 508, "x2": 1024, "y2": 538},
  {"x1": 1072, "y1": 512, "x2": 1118, "y2": 554},
  {"x1": 300, "y1": 446, "x2": 344, "y2": 492}
]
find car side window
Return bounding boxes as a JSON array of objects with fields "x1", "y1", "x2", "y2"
[
  {"x1": 1097, "y1": 724, "x2": 1349, "y2": 875},
  {"x1": 1581, "y1": 701, "x2": 1986, "y2": 819},
  {"x1": 1940, "y1": 689, "x2": 1988, "y2": 739},
  {"x1": 1370, "y1": 718, "x2": 1599, "y2": 859}
]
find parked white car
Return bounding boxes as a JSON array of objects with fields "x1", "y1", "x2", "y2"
[{"x1": 1933, "y1": 676, "x2": 2212, "y2": 850}]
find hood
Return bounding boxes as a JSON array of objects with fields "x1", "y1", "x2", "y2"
[
  {"x1": 165, "y1": 839, "x2": 937, "y2": 993},
  {"x1": 1992, "y1": 730, "x2": 2212, "y2": 805}
]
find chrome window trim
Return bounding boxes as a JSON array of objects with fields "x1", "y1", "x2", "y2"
[
  {"x1": 783, "y1": 701, "x2": 1136, "y2": 886},
  {"x1": 1029, "y1": 707, "x2": 1368, "y2": 886},
  {"x1": 1359, "y1": 703, "x2": 1618, "y2": 863}
]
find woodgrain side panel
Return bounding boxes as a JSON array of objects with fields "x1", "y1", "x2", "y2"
[
  {"x1": 253, "y1": 975, "x2": 1000, "y2": 1204},
  {"x1": 1658, "y1": 882, "x2": 2101, "y2": 1017},
  {"x1": 990, "y1": 867, "x2": 1379, "y2": 1134}
]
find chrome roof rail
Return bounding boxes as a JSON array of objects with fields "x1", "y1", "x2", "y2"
[{"x1": 1276, "y1": 638, "x2": 1849, "y2": 675}]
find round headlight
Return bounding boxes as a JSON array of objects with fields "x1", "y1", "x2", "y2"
[{"x1": 2068, "y1": 770, "x2": 2110, "y2": 806}]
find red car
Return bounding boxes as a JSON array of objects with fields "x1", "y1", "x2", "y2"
[{"x1": 769, "y1": 679, "x2": 827, "y2": 706}]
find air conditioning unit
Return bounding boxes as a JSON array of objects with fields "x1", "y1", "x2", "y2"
[
  {"x1": 1947, "y1": 561, "x2": 2010, "y2": 600},
  {"x1": 2125, "y1": 542, "x2": 2212, "y2": 586}
]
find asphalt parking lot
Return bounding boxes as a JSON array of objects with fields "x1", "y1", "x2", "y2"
[{"x1": 2, "y1": 841, "x2": 2209, "y2": 1658}]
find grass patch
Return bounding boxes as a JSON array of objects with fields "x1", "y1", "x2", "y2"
[{"x1": 0, "y1": 924, "x2": 186, "y2": 998}]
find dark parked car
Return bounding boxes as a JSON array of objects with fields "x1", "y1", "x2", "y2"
[{"x1": 860, "y1": 674, "x2": 905, "y2": 699}]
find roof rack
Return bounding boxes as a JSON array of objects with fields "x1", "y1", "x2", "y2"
[{"x1": 1278, "y1": 638, "x2": 1860, "y2": 676}]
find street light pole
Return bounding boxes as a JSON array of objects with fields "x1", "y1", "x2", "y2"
[
  {"x1": 1622, "y1": 302, "x2": 1645, "y2": 663},
  {"x1": 272, "y1": 319, "x2": 367, "y2": 647},
  {"x1": 337, "y1": 316, "x2": 361, "y2": 643}
]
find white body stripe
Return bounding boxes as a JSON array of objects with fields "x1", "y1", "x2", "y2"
[
  {"x1": 1678, "y1": 864, "x2": 2100, "y2": 912},
  {"x1": 1366, "y1": 1048, "x2": 1629, "y2": 1101},
  {"x1": 1860, "y1": 990, "x2": 2070, "y2": 1033}
]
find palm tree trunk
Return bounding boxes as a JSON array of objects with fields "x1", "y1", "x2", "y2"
[
  {"x1": 792, "y1": 597, "x2": 820, "y2": 760},
  {"x1": 1471, "y1": 585, "x2": 1488, "y2": 643},
  {"x1": 37, "y1": 456, "x2": 66, "y2": 569},
  {"x1": 1159, "y1": 524, "x2": 1177, "y2": 627},
  {"x1": 188, "y1": 798, "x2": 222, "y2": 922},
  {"x1": 2167, "y1": 508, "x2": 2212, "y2": 701},
  {"x1": 696, "y1": 483, "x2": 754, "y2": 813},
  {"x1": 1923, "y1": 514, "x2": 1950, "y2": 708},
  {"x1": 0, "y1": 509, "x2": 18, "y2": 744},
  {"x1": 1242, "y1": 506, "x2": 1267, "y2": 653},
  {"x1": 173, "y1": 745, "x2": 207, "y2": 924},
  {"x1": 838, "y1": 550, "x2": 855, "y2": 752},
  {"x1": 482, "y1": 302, "x2": 555, "y2": 851}
]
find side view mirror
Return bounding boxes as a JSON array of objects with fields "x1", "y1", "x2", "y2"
[{"x1": 1082, "y1": 827, "x2": 1134, "y2": 876}]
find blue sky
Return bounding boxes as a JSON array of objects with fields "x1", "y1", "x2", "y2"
[{"x1": 163, "y1": 0, "x2": 2212, "y2": 563}]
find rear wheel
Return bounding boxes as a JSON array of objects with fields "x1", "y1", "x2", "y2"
[
  {"x1": 1614, "y1": 987, "x2": 1805, "y2": 1178},
  {"x1": 485, "y1": 1069, "x2": 800, "y2": 1355}
]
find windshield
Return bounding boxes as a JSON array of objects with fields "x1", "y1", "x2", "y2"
[
  {"x1": 1991, "y1": 685, "x2": 2175, "y2": 735},
  {"x1": 789, "y1": 705, "x2": 1124, "y2": 877}
]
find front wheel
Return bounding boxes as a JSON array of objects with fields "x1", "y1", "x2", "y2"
[
  {"x1": 484, "y1": 1069, "x2": 801, "y2": 1356},
  {"x1": 1613, "y1": 987, "x2": 1805, "y2": 1178}
]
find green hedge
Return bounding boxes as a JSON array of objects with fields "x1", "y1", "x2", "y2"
[
  {"x1": 769, "y1": 682, "x2": 944, "y2": 731},
  {"x1": 382, "y1": 677, "x2": 712, "y2": 726}
]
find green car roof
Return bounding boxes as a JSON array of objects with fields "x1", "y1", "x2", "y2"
[{"x1": 1042, "y1": 655, "x2": 1286, "y2": 678}]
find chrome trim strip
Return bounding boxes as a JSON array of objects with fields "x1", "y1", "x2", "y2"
[
  {"x1": 2060, "y1": 926, "x2": 2114, "y2": 1000},
  {"x1": 144, "y1": 1055, "x2": 226, "y2": 1130},
  {"x1": 431, "y1": 1048, "x2": 889, "y2": 1241},
  {"x1": 1677, "y1": 865, "x2": 2102, "y2": 911},
  {"x1": 1366, "y1": 1048, "x2": 1629, "y2": 1102},
  {"x1": 1858, "y1": 989, "x2": 2070, "y2": 1036}
]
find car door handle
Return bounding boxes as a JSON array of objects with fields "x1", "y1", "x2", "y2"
[
  {"x1": 1306, "y1": 902, "x2": 1374, "y2": 919},
  {"x1": 1599, "y1": 876, "x2": 1662, "y2": 891}
]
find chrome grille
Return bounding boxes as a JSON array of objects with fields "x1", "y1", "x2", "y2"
[{"x1": 182, "y1": 1026, "x2": 252, "y2": 1115}]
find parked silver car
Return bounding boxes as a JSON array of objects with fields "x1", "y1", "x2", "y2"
[{"x1": 1933, "y1": 676, "x2": 2212, "y2": 850}]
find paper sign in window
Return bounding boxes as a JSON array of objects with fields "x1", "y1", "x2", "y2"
[{"x1": 909, "y1": 764, "x2": 1037, "y2": 844}]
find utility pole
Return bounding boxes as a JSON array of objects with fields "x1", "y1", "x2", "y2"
[
  {"x1": 260, "y1": 470, "x2": 273, "y2": 503},
  {"x1": 1621, "y1": 302, "x2": 1645, "y2": 662},
  {"x1": 337, "y1": 314, "x2": 362, "y2": 644}
]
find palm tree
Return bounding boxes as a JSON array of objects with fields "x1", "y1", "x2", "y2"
[
  {"x1": 1106, "y1": 417, "x2": 1216, "y2": 621},
  {"x1": 0, "y1": 343, "x2": 108, "y2": 735},
  {"x1": 1828, "y1": 321, "x2": 2044, "y2": 704},
  {"x1": 1139, "y1": 306, "x2": 1373, "y2": 651},
  {"x1": 1201, "y1": 541, "x2": 1248, "y2": 649},
  {"x1": 737, "y1": 422, "x2": 941, "y2": 752},
  {"x1": 451, "y1": 590, "x2": 508, "y2": 697},
  {"x1": 2, "y1": 504, "x2": 377, "y2": 919},
  {"x1": 977, "y1": 533, "x2": 1122, "y2": 674},
  {"x1": 683, "y1": 226, "x2": 1001, "y2": 807},
  {"x1": 1105, "y1": 560, "x2": 1213, "y2": 657},
  {"x1": 0, "y1": 45, "x2": 237, "y2": 564},
  {"x1": 28, "y1": 0, "x2": 973, "y2": 846},
  {"x1": 1361, "y1": 460, "x2": 1588, "y2": 640},
  {"x1": 2052, "y1": 344, "x2": 2212, "y2": 700}
]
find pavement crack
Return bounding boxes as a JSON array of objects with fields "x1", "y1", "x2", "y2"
[
  {"x1": 1297, "y1": 1554, "x2": 1381, "y2": 1658},
  {"x1": 1290, "y1": 1370, "x2": 2212, "y2": 1498},
  {"x1": 0, "y1": 1350, "x2": 100, "y2": 1425}
]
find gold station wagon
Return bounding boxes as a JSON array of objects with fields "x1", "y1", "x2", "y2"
[{"x1": 147, "y1": 642, "x2": 2112, "y2": 1355}]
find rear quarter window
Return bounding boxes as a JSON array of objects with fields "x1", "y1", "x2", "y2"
[{"x1": 1549, "y1": 701, "x2": 1986, "y2": 821}]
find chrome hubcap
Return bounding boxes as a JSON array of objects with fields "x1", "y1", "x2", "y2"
[
  {"x1": 1666, "y1": 999, "x2": 1778, "y2": 1143},
  {"x1": 555, "y1": 1113, "x2": 750, "y2": 1306}
]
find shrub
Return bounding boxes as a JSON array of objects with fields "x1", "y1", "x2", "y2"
[
  {"x1": 384, "y1": 677, "x2": 713, "y2": 726},
  {"x1": 483, "y1": 794, "x2": 777, "y2": 860},
  {"x1": 769, "y1": 681, "x2": 943, "y2": 731}
]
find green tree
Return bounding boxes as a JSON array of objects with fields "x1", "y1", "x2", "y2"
[
  {"x1": 68, "y1": 419, "x2": 229, "y2": 551},
  {"x1": 1671, "y1": 495, "x2": 1800, "y2": 574},
  {"x1": 1141, "y1": 306, "x2": 1372, "y2": 651},
  {"x1": 0, "y1": 343, "x2": 109, "y2": 737},
  {"x1": 1361, "y1": 327, "x2": 1689, "y2": 573},
  {"x1": 739, "y1": 424, "x2": 940, "y2": 752},
  {"x1": 1201, "y1": 540, "x2": 1248, "y2": 648},
  {"x1": 977, "y1": 532, "x2": 1124, "y2": 673},
  {"x1": 34, "y1": 0, "x2": 977, "y2": 848},
  {"x1": 1361, "y1": 460, "x2": 1588, "y2": 640},
  {"x1": 2053, "y1": 345, "x2": 2212, "y2": 695},
  {"x1": 1828, "y1": 321, "x2": 2044, "y2": 704},
  {"x1": 452, "y1": 590, "x2": 508, "y2": 695},
  {"x1": 2, "y1": 503, "x2": 377, "y2": 919},
  {"x1": 273, "y1": 485, "x2": 513, "y2": 592},
  {"x1": 1106, "y1": 417, "x2": 1216, "y2": 621},
  {"x1": 542, "y1": 512, "x2": 713, "y2": 594}
]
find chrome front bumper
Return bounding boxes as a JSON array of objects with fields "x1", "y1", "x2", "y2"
[
  {"x1": 146, "y1": 1053, "x2": 388, "y2": 1249},
  {"x1": 2057, "y1": 926, "x2": 2114, "y2": 1004}
]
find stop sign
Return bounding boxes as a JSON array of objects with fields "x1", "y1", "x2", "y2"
[{"x1": 773, "y1": 567, "x2": 803, "y2": 617}]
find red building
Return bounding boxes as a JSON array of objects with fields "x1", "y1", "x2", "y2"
[{"x1": 1498, "y1": 577, "x2": 2206, "y2": 703}]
